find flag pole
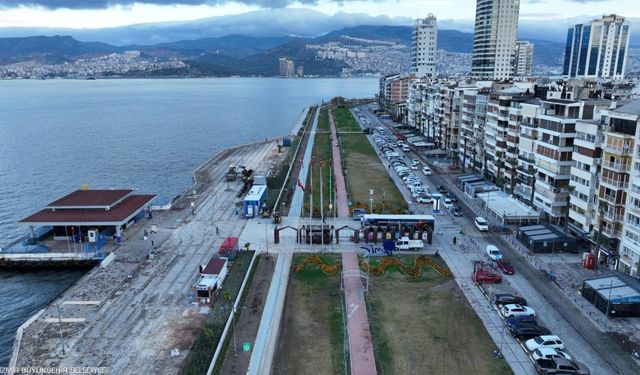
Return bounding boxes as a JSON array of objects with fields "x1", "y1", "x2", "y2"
[
  {"x1": 310, "y1": 158, "x2": 313, "y2": 221},
  {"x1": 329, "y1": 159, "x2": 333, "y2": 219}
]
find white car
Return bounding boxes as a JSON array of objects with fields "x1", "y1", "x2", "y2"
[
  {"x1": 422, "y1": 166, "x2": 432, "y2": 175},
  {"x1": 500, "y1": 304, "x2": 536, "y2": 318},
  {"x1": 411, "y1": 159, "x2": 419, "y2": 165},
  {"x1": 485, "y1": 245, "x2": 503, "y2": 261},
  {"x1": 442, "y1": 198, "x2": 453, "y2": 209},
  {"x1": 525, "y1": 335, "x2": 565, "y2": 352},
  {"x1": 531, "y1": 348, "x2": 572, "y2": 361},
  {"x1": 411, "y1": 164, "x2": 419, "y2": 170},
  {"x1": 474, "y1": 217, "x2": 489, "y2": 231},
  {"x1": 417, "y1": 195, "x2": 433, "y2": 204}
]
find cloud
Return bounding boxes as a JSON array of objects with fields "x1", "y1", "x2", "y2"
[{"x1": 0, "y1": 0, "x2": 362, "y2": 10}]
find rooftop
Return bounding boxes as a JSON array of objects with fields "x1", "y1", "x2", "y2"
[
  {"x1": 19, "y1": 192, "x2": 156, "y2": 225},
  {"x1": 47, "y1": 189, "x2": 133, "y2": 209},
  {"x1": 201, "y1": 257, "x2": 227, "y2": 276},
  {"x1": 613, "y1": 100, "x2": 640, "y2": 116}
]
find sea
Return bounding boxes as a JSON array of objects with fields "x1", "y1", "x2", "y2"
[{"x1": 0, "y1": 77, "x2": 378, "y2": 365}]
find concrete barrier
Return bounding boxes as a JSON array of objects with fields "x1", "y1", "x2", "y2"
[
  {"x1": 205, "y1": 251, "x2": 259, "y2": 375},
  {"x1": 9, "y1": 308, "x2": 46, "y2": 374}
]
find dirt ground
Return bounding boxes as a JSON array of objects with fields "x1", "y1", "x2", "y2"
[
  {"x1": 273, "y1": 256, "x2": 345, "y2": 375},
  {"x1": 218, "y1": 254, "x2": 277, "y2": 375},
  {"x1": 367, "y1": 266, "x2": 512, "y2": 375}
]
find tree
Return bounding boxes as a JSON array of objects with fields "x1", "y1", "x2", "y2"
[
  {"x1": 564, "y1": 185, "x2": 576, "y2": 232},
  {"x1": 528, "y1": 166, "x2": 537, "y2": 205}
]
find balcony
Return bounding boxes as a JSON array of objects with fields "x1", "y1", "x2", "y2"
[
  {"x1": 602, "y1": 227, "x2": 622, "y2": 238},
  {"x1": 602, "y1": 194, "x2": 618, "y2": 204},
  {"x1": 603, "y1": 210, "x2": 624, "y2": 222},
  {"x1": 604, "y1": 144, "x2": 632, "y2": 155},
  {"x1": 600, "y1": 176, "x2": 629, "y2": 189},
  {"x1": 603, "y1": 161, "x2": 631, "y2": 172}
]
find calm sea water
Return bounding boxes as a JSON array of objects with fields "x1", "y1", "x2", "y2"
[{"x1": 0, "y1": 77, "x2": 377, "y2": 365}]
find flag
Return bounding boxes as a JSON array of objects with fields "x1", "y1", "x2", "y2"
[
  {"x1": 297, "y1": 178, "x2": 305, "y2": 192},
  {"x1": 329, "y1": 159, "x2": 333, "y2": 168},
  {"x1": 319, "y1": 159, "x2": 323, "y2": 168}
]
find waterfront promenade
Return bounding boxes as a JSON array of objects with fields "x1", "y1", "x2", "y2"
[
  {"x1": 11, "y1": 139, "x2": 286, "y2": 374},
  {"x1": 329, "y1": 108, "x2": 377, "y2": 375}
]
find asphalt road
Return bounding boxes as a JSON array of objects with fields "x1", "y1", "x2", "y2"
[{"x1": 359, "y1": 105, "x2": 640, "y2": 375}]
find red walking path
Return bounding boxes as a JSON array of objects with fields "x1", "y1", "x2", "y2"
[{"x1": 329, "y1": 108, "x2": 377, "y2": 375}]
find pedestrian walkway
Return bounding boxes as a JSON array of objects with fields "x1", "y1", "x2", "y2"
[
  {"x1": 330, "y1": 108, "x2": 377, "y2": 375},
  {"x1": 246, "y1": 107, "x2": 319, "y2": 375}
]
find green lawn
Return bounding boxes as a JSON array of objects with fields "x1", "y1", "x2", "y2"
[
  {"x1": 333, "y1": 107, "x2": 407, "y2": 213},
  {"x1": 302, "y1": 107, "x2": 335, "y2": 218}
]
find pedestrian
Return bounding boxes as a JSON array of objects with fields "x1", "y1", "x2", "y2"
[
  {"x1": 453, "y1": 236, "x2": 457, "y2": 245},
  {"x1": 216, "y1": 227, "x2": 220, "y2": 236}
]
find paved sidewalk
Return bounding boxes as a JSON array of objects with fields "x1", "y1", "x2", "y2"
[{"x1": 330, "y1": 108, "x2": 377, "y2": 375}]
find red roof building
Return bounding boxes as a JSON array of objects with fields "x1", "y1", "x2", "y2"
[{"x1": 19, "y1": 189, "x2": 156, "y2": 241}]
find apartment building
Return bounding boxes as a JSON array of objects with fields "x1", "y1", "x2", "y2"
[
  {"x1": 471, "y1": 0, "x2": 521, "y2": 80},
  {"x1": 514, "y1": 41, "x2": 534, "y2": 76},
  {"x1": 484, "y1": 88, "x2": 533, "y2": 188},
  {"x1": 460, "y1": 88, "x2": 490, "y2": 173},
  {"x1": 411, "y1": 15, "x2": 438, "y2": 78},
  {"x1": 378, "y1": 74, "x2": 416, "y2": 120}
]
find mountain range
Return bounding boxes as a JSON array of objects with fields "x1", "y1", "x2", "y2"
[{"x1": 0, "y1": 24, "x2": 566, "y2": 76}]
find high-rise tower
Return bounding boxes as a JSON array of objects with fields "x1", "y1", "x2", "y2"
[
  {"x1": 411, "y1": 15, "x2": 438, "y2": 78},
  {"x1": 563, "y1": 14, "x2": 630, "y2": 80},
  {"x1": 471, "y1": 0, "x2": 521, "y2": 80}
]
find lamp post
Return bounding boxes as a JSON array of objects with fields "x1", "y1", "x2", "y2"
[
  {"x1": 604, "y1": 278, "x2": 614, "y2": 330},
  {"x1": 369, "y1": 189, "x2": 374, "y2": 214},
  {"x1": 56, "y1": 302, "x2": 66, "y2": 355}
]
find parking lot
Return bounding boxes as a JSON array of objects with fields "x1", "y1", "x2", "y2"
[{"x1": 353, "y1": 105, "x2": 640, "y2": 375}]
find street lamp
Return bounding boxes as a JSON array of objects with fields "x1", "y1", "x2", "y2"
[{"x1": 369, "y1": 189, "x2": 374, "y2": 214}]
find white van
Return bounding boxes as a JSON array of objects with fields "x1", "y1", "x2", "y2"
[
  {"x1": 395, "y1": 237, "x2": 424, "y2": 250},
  {"x1": 475, "y1": 217, "x2": 489, "y2": 231},
  {"x1": 401, "y1": 145, "x2": 410, "y2": 152}
]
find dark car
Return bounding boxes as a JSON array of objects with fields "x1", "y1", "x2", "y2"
[
  {"x1": 437, "y1": 185, "x2": 447, "y2": 193},
  {"x1": 497, "y1": 258, "x2": 515, "y2": 275},
  {"x1": 447, "y1": 194, "x2": 458, "y2": 202},
  {"x1": 504, "y1": 315, "x2": 537, "y2": 330},
  {"x1": 452, "y1": 206, "x2": 463, "y2": 217},
  {"x1": 494, "y1": 293, "x2": 527, "y2": 307},
  {"x1": 509, "y1": 322, "x2": 552, "y2": 340}
]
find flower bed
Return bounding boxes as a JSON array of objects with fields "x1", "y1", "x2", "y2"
[
  {"x1": 294, "y1": 254, "x2": 341, "y2": 275},
  {"x1": 360, "y1": 255, "x2": 452, "y2": 278}
]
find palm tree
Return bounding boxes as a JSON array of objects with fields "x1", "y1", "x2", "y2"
[
  {"x1": 564, "y1": 185, "x2": 576, "y2": 232},
  {"x1": 528, "y1": 166, "x2": 537, "y2": 205}
]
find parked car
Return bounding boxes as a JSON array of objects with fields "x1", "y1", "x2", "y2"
[
  {"x1": 494, "y1": 294, "x2": 527, "y2": 307},
  {"x1": 437, "y1": 185, "x2": 448, "y2": 194},
  {"x1": 474, "y1": 217, "x2": 489, "y2": 231},
  {"x1": 525, "y1": 335, "x2": 565, "y2": 351},
  {"x1": 422, "y1": 166, "x2": 432, "y2": 175},
  {"x1": 485, "y1": 245, "x2": 503, "y2": 261},
  {"x1": 509, "y1": 322, "x2": 551, "y2": 341},
  {"x1": 452, "y1": 207, "x2": 463, "y2": 217},
  {"x1": 447, "y1": 194, "x2": 458, "y2": 202},
  {"x1": 531, "y1": 348, "x2": 572, "y2": 361},
  {"x1": 504, "y1": 315, "x2": 537, "y2": 330},
  {"x1": 497, "y1": 258, "x2": 515, "y2": 274},
  {"x1": 499, "y1": 303, "x2": 536, "y2": 318},
  {"x1": 416, "y1": 195, "x2": 433, "y2": 204},
  {"x1": 443, "y1": 198, "x2": 453, "y2": 209},
  {"x1": 472, "y1": 270, "x2": 502, "y2": 283},
  {"x1": 533, "y1": 358, "x2": 589, "y2": 375}
]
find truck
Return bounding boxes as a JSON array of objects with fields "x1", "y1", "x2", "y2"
[
  {"x1": 395, "y1": 236, "x2": 424, "y2": 250},
  {"x1": 533, "y1": 358, "x2": 590, "y2": 375},
  {"x1": 225, "y1": 165, "x2": 238, "y2": 181}
]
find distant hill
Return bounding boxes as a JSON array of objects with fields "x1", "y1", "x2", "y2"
[
  {"x1": 0, "y1": 26, "x2": 568, "y2": 75},
  {"x1": 0, "y1": 35, "x2": 119, "y2": 64}
]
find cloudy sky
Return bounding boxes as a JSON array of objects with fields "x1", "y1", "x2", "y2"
[{"x1": 0, "y1": 0, "x2": 638, "y2": 29}]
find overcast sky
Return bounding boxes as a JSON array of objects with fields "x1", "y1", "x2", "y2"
[{"x1": 0, "y1": 0, "x2": 638, "y2": 29}]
